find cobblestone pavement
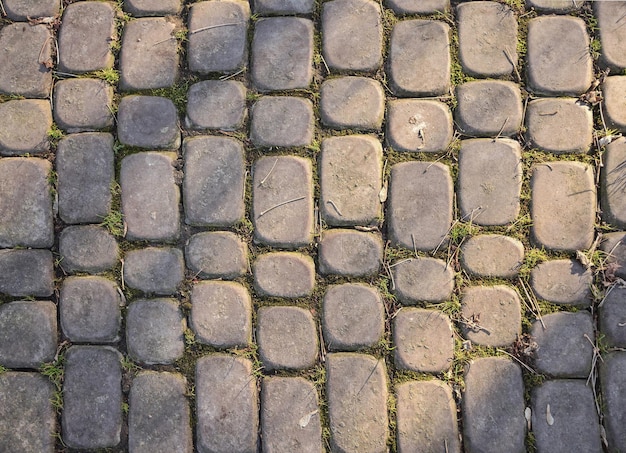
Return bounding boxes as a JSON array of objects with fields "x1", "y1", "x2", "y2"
[{"x1": 2, "y1": 0, "x2": 626, "y2": 452}]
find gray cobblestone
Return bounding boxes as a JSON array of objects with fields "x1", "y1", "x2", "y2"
[
  {"x1": 600, "y1": 232, "x2": 626, "y2": 280},
  {"x1": 600, "y1": 352, "x2": 626, "y2": 451},
  {"x1": 599, "y1": 286, "x2": 626, "y2": 348},
  {"x1": 253, "y1": 0, "x2": 313, "y2": 14},
  {"x1": 595, "y1": 2, "x2": 626, "y2": 71},
  {"x1": 318, "y1": 229, "x2": 383, "y2": 276},
  {"x1": 185, "y1": 81, "x2": 246, "y2": 131},
  {"x1": 0, "y1": 250, "x2": 54, "y2": 297},
  {"x1": 58, "y1": 225, "x2": 119, "y2": 274},
  {"x1": 185, "y1": 231, "x2": 248, "y2": 280},
  {"x1": 250, "y1": 96, "x2": 314, "y2": 148},
  {"x1": 53, "y1": 79, "x2": 114, "y2": 132},
  {"x1": 253, "y1": 252, "x2": 315, "y2": 298},
  {"x1": 602, "y1": 76, "x2": 626, "y2": 133},
  {"x1": 320, "y1": 77, "x2": 384, "y2": 130},
  {"x1": 0, "y1": 99, "x2": 51, "y2": 156},
  {"x1": 386, "y1": 0, "x2": 448, "y2": 15},
  {"x1": 3, "y1": 0, "x2": 59, "y2": 20},
  {"x1": 124, "y1": 247, "x2": 184, "y2": 295},
  {"x1": 602, "y1": 137, "x2": 626, "y2": 229},
  {"x1": 124, "y1": 0, "x2": 181, "y2": 16},
  {"x1": 460, "y1": 235, "x2": 524, "y2": 278},
  {"x1": 117, "y1": 96, "x2": 180, "y2": 149},
  {"x1": 391, "y1": 257, "x2": 454, "y2": 304},
  {"x1": 530, "y1": 259, "x2": 593, "y2": 306}
]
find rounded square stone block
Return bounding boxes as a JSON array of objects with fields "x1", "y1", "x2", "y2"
[
  {"x1": 530, "y1": 259, "x2": 593, "y2": 307},
  {"x1": 595, "y1": 2, "x2": 626, "y2": 71},
  {"x1": 0, "y1": 99, "x2": 51, "y2": 156},
  {"x1": 460, "y1": 235, "x2": 524, "y2": 278},
  {"x1": 54, "y1": 79, "x2": 114, "y2": 133},
  {"x1": 185, "y1": 80, "x2": 246, "y2": 131},
  {"x1": 59, "y1": 225, "x2": 119, "y2": 274},
  {"x1": 601, "y1": 352, "x2": 626, "y2": 451},
  {"x1": 3, "y1": 0, "x2": 60, "y2": 20},
  {"x1": 392, "y1": 257, "x2": 454, "y2": 304},
  {"x1": 320, "y1": 77, "x2": 384, "y2": 130},
  {"x1": 254, "y1": 0, "x2": 313, "y2": 15},
  {"x1": 250, "y1": 96, "x2": 314, "y2": 148},
  {"x1": 253, "y1": 252, "x2": 315, "y2": 298},
  {"x1": 600, "y1": 232, "x2": 626, "y2": 281},
  {"x1": 602, "y1": 137, "x2": 626, "y2": 229},
  {"x1": 386, "y1": 0, "x2": 448, "y2": 14},
  {"x1": 0, "y1": 249, "x2": 54, "y2": 298},
  {"x1": 124, "y1": 0, "x2": 181, "y2": 16},
  {"x1": 527, "y1": 0, "x2": 580, "y2": 12},
  {"x1": 117, "y1": 96, "x2": 180, "y2": 149},
  {"x1": 185, "y1": 231, "x2": 248, "y2": 279},
  {"x1": 599, "y1": 287, "x2": 626, "y2": 348},
  {"x1": 318, "y1": 229, "x2": 383, "y2": 277},
  {"x1": 124, "y1": 247, "x2": 184, "y2": 295},
  {"x1": 602, "y1": 76, "x2": 626, "y2": 133}
]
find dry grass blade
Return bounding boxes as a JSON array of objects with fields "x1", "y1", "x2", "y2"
[{"x1": 258, "y1": 196, "x2": 306, "y2": 217}]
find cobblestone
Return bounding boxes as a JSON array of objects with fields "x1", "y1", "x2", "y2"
[
  {"x1": 185, "y1": 231, "x2": 248, "y2": 279},
  {"x1": 595, "y1": 2, "x2": 626, "y2": 71},
  {"x1": 254, "y1": 0, "x2": 313, "y2": 14},
  {"x1": 528, "y1": 0, "x2": 580, "y2": 12},
  {"x1": 123, "y1": 247, "x2": 184, "y2": 295},
  {"x1": 0, "y1": 249, "x2": 54, "y2": 297},
  {"x1": 602, "y1": 137, "x2": 626, "y2": 229},
  {"x1": 318, "y1": 229, "x2": 383, "y2": 276},
  {"x1": 530, "y1": 259, "x2": 593, "y2": 306},
  {"x1": 391, "y1": 257, "x2": 454, "y2": 304},
  {"x1": 58, "y1": 225, "x2": 119, "y2": 274},
  {"x1": 185, "y1": 81, "x2": 246, "y2": 131},
  {"x1": 386, "y1": 0, "x2": 448, "y2": 15},
  {"x1": 0, "y1": 99, "x2": 51, "y2": 156},
  {"x1": 53, "y1": 79, "x2": 114, "y2": 132},
  {"x1": 124, "y1": 0, "x2": 181, "y2": 16},
  {"x1": 3, "y1": 0, "x2": 59, "y2": 20},
  {"x1": 117, "y1": 96, "x2": 180, "y2": 149},
  {"x1": 600, "y1": 232, "x2": 626, "y2": 280},
  {"x1": 602, "y1": 76, "x2": 626, "y2": 133},
  {"x1": 600, "y1": 352, "x2": 626, "y2": 451},
  {"x1": 320, "y1": 77, "x2": 385, "y2": 130},
  {"x1": 253, "y1": 252, "x2": 315, "y2": 298},
  {"x1": 599, "y1": 286, "x2": 626, "y2": 348},
  {"x1": 250, "y1": 96, "x2": 314, "y2": 148},
  {"x1": 460, "y1": 235, "x2": 524, "y2": 278}
]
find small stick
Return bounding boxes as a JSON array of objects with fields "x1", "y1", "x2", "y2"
[
  {"x1": 120, "y1": 258, "x2": 125, "y2": 290},
  {"x1": 53, "y1": 71, "x2": 80, "y2": 78},
  {"x1": 220, "y1": 67, "x2": 246, "y2": 81},
  {"x1": 320, "y1": 54, "x2": 330, "y2": 75},
  {"x1": 259, "y1": 158, "x2": 278, "y2": 187},
  {"x1": 258, "y1": 196, "x2": 306, "y2": 217},
  {"x1": 326, "y1": 200, "x2": 343, "y2": 216},
  {"x1": 503, "y1": 48, "x2": 521, "y2": 83},
  {"x1": 0, "y1": 0, "x2": 6, "y2": 16},
  {"x1": 411, "y1": 233, "x2": 418, "y2": 258},
  {"x1": 494, "y1": 116, "x2": 509, "y2": 140},
  {"x1": 497, "y1": 348, "x2": 537, "y2": 374},
  {"x1": 388, "y1": 258, "x2": 413, "y2": 268},
  {"x1": 190, "y1": 22, "x2": 243, "y2": 35}
]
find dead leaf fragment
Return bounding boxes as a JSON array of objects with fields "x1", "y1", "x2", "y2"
[
  {"x1": 525, "y1": 407, "x2": 532, "y2": 430},
  {"x1": 378, "y1": 181, "x2": 388, "y2": 203},
  {"x1": 298, "y1": 410, "x2": 318, "y2": 428},
  {"x1": 575, "y1": 250, "x2": 592, "y2": 270}
]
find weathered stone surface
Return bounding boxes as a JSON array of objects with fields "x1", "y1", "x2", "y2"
[
  {"x1": 327, "y1": 353, "x2": 388, "y2": 453},
  {"x1": 531, "y1": 259, "x2": 593, "y2": 306},
  {"x1": 191, "y1": 281, "x2": 251, "y2": 348},
  {"x1": 526, "y1": 16, "x2": 592, "y2": 96},
  {"x1": 0, "y1": 301, "x2": 56, "y2": 369},
  {"x1": 322, "y1": 0, "x2": 382, "y2": 72},
  {"x1": 461, "y1": 235, "x2": 524, "y2": 278},
  {"x1": 129, "y1": 372, "x2": 192, "y2": 453},
  {"x1": 0, "y1": 158, "x2": 53, "y2": 248},
  {"x1": 602, "y1": 138, "x2": 626, "y2": 229},
  {"x1": 392, "y1": 257, "x2": 454, "y2": 304},
  {"x1": 389, "y1": 19, "x2": 450, "y2": 96},
  {"x1": 252, "y1": 17, "x2": 313, "y2": 92},
  {"x1": 261, "y1": 377, "x2": 322, "y2": 453},
  {"x1": 525, "y1": 98, "x2": 593, "y2": 154},
  {"x1": 394, "y1": 308, "x2": 454, "y2": 373},
  {"x1": 185, "y1": 231, "x2": 247, "y2": 279},
  {"x1": 386, "y1": 0, "x2": 448, "y2": 14},
  {"x1": 531, "y1": 380, "x2": 602, "y2": 453},
  {"x1": 257, "y1": 306, "x2": 318, "y2": 371},
  {"x1": 117, "y1": 96, "x2": 180, "y2": 149},
  {"x1": 124, "y1": 0, "x2": 181, "y2": 16},
  {"x1": 457, "y1": 1, "x2": 517, "y2": 78},
  {"x1": 323, "y1": 283, "x2": 384, "y2": 351},
  {"x1": 124, "y1": 247, "x2": 184, "y2": 295},
  {"x1": 250, "y1": 96, "x2": 314, "y2": 147},
  {"x1": 253, "y1": 252, "x2": 315, "y2": 298},
  {"x1": 59, "y1": 225, "x2": 119, "y2": 274},
  {"x1": 0, "y1": 99, "x2": 51, "y2": 155},
  {"x1": 595, "y1": 2, "x2": 626, "y2": 71},
  {"x1": 319, "y1": 135, "x2": 382, "y2": 226},
  {"x1": 531, "y1": 162, "x2": 596, "y2": 252},
  {"x1": 318, "y1": 229, "x2": 383, "y2": 276},
  {"x1": 320, "y1": 77, "x2": 385, "y2": 130},
  {"x1": 59, "y1": 276, "x2": 121, "y2": 343},
  {"x1": 386, "y1": 99, "x2": 453, "y2": 153},
  {"x1": 602, "y1": 76, "x2": 626, "y2": 133},
  {"x1": 528, "y1": 0, "x2": 580, "y2": 12},
  {"x1": 54, "y1": 79, "x2": 114, "y2": 132},
  {"x1": 121, "y1": 151, "x2": 180, "y2": 241},
  {"x1": 254, "y1": 0, "x2": 312, "y2": 14},
  {"x1": 57, "y1": 132, "x2": 114, "y2": 224},
  {"x1": 62, "y1": 346, "x2": 122, "y2": 450},
  {"x1": 461, "y1": 285, "x2": 521, "y2": 347},
  {"x1": 600, "y1": 232, "x2": 626, "y2": 280},
  {"x1": 185, "y1": 81, "x2": 246, "y2": 131},
  {"x1": 0, "y1": 250, "x2": 54, "y2": 297},
  {"x1": 58, "y1": 1, "x2": 115, "y2": 73},
  {"x1": 3, "y1": 0, "x2": 59, "y2": 20},
  {"x1": 196, "y1": 355, "x2": 258, "y2": 453},
  {"x1": 0, "y1": 372, "x2": 55, "y2": 453},
  {"x1": 463, "y1": 357, "x2": 525, "y2": 453},
  {"x1": 599, "y1": 287, "x2": 626, "y2": 348},
  {"x1": 600, "y1": 352, "x2": 626, "y2": 451},
  {"x1": 252, "y1": 156, "x2": 314, "y2": 248},
  {"x1": 183, "y1": 136, "x2": 245, "y2": 227},
  {"x1": 388, "y1": 161, "x2": 453, "y2": 250},
  {"x1": 188, "y1": 0, "x2": 250, "y2": 74},
  {"x1": 126, "y1": 299, "x2": 185, "y2": 365},
  {"x1": 531, "y1": 312, "x2": 594, "y2": 378},
  {"x1": 0, "y1": 24, "x2": 52, "y2": 97},
  {"x1": 396, "y1": 380, "x2": 460, "y2": 453}
]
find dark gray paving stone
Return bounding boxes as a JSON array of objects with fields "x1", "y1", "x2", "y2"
[
  {"x1": 526, "y1": 16, "x2": 592, "y2": 96},
  {"x1": 319, "y1": 135, "x2": 382, "y2": 226},
  {"x1": 57, "y1": 1, "x2": 115, "y2": 73},
  {"x1": 252, "y1": 156, "x2": 314, "y2": 248},
  {"x1": 196, "y1": 355, "x2": 258, "y2": 453},
  {"x1": 0, "y1": 158, "x2": 53, "y2": 248},
  {"x1": 318, "y1": 229, "x2": 383, "y2": 277},
  {"x1": 62, "y1": 346, "x2": 122, "y2": 450},
  {"x1": 185, "y1": 81, "x2": 246, "y2": 131},
  {"x1": 461, "y1": 285, "x2": 521, "y2": 347},
  {"x1": 388, "y1": 161, "x2": 453, "y2": 251},
  {"x1": 327, "y1": 353, "x2": 388, "y2": 453},
  {"x1": 54, "y1": 79, "x2": 114, "y2": 133},
  {"x1": 59, "y1": 276, "x2": 121, "y2": 343},
  {"x1": 183, "y1": 136, "x2": 245, "y2": 227},
  {"x1": 253, "y1": 252, "x2": 315, "y2": 298},
  {"x1": 455, "y1": 80, "x2": 522, "y2": 137},
  {"x1": 386, "y1": 99, "x2": 453, "y2": 153},
  {"x1": 525, "y1": 98, "x2": 593, "y2": 154},
  {"x1": 0, "y1": 24, "x2": 52, "y2": 98},
  {"x1": 250, "y1": 97, "x2": 314, "y2": 147},
  {"x1": 531, "y1": 380, "x2": 602, "y2": 453},
  {"x1": 458, "y1": 138, "x2": 522, "y2": 226},
  {"x1": 0, "y1": 250, "x2": 54, "y2": 297},
  {"x1": 257, "y1": 306, "x2": 318, "y2": 371},
  {"x1": 602, "y1": 76, "x2": 626, "y2": 133},
  {"x1": 396, "y1": 380, "x2": 460, "y2": 453},
  {"x1": 124, "y1": 0, "x2": 181, "y2": 16},
  {"x1": 0, "y1": 372, "x2": 55, "y2": 453},
  {"x1": 185, "y1": 231, "x2": 247, "y2": 279},
  {"x1": 120, "y1": 18, "x2": 178, "y2": 90},
  {"x1": 394, "y1": 308, "x2": 454, "y2": 373},
  {"x1": 57, "y1": 132, "x2": 114, "y2": 224},
  {"x1": 126, "y1": 299, "x2": 185, "y2": 365},
  {"x1": 463, "y1": 357, "x2": 525, "y2": 453},
  {"x1": 392, "y1": 257, "x2": 454, "y2": 304},
  {"x1": 129, "y1": 372, "x2": 192, "y2": 453},
  {"x1": 124, "y1": 247, "x2": 184, "y2": 295},
  {"x1": 600, "y1": 232, "x2": 626, "y2": 280},
  {"x1": 188, "y1": 0, "x2": 250, "y2": 74},
  {"x1": 527, "y1": 0, "x2": 580, "y2": 12},
  {"x1": 600, "y1": 352, "x2": 626, "y2": 451},
  {"x1": 3, "y1": 0, "x2": 59, "y2": 20},
  {"x1": 323, "y1": 283, "x2": 384, "y2": 351},
  {"x1": 595, "y1": 2, "x2": 626, "y2": 71},
  {"x1": 389, "y1": 19, "x2": 450, "y2": 97},
  {"x1": 117, "y1": 96, "x2": 180, "y2": 149},
  {"x1": 190, "y1": 281, "x2": 251, "y2": 348},
  {"x1": 251, "y1": 17, "x2": 313, "y2": 92},
  {"x1": 261, "y1": 377, "x2": 322, "y2": 453},
  {"x1": 254, "y1": 0, "x2": 312, "y2": 14},
  {"x1": 0, "y1": 301, "x2": 56, "y2": 369},
  {"x1": 599, "y1": 287, "x2": 626, "y2": 348},
  {"x1": 531, "y1": 259, "x2": 593, "y2": 306},
  {"x1": 121, "y1": 151, "x2": 180, "y2": 241},
  {"x1": 386, "y1": 0, "x2": 448, "y2": 14},
  {"x1": 456, "y1": 1, "x2": 517, "y2": 78},
  {"x1": 59, "y1": 225, "x2": 119, "y2": 274},
  {"x1": 603, "y1": 137, "x2": 626, "y2": 229},
  {"x1": 0, "y1": 99, "x2": 51, "y2": 155},
  {"x1": 320, "y1": 77, "x2": 384, "y2": 130},
  {"x1": 461, "y1": 234, "x2": 524, "y2": 278},
  {"x1": 531, "y1": 162, "x2": 596, "y2": 252}
]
